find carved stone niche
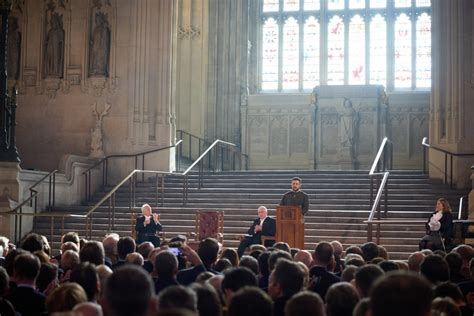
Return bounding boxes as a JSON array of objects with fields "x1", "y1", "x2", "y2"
[
  {"x1": 82, "y1": 0, "x2": 116, "y2": 97},
  {"x1": 314, "y1": 85, "x2": 388, "y2": 170}
]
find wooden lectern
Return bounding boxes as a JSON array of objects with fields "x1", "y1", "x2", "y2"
[{"x1": 276, "y1": 205, "x2": 304, "y2": 249}]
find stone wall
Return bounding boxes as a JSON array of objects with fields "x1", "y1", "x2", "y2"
[
  {"x1": 242, "y1": 87, "x2": 429, "y2": 170},
  {"x1": 12, "y1": 0, "x2": 176, "y2": 177}
]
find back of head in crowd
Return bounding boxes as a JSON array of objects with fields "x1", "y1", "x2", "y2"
[
  {"x1": 370, "y1": 271, "x2": 433, "y2": 316},
  {"x1": 228, "y1": 286, "x2": 273, "y2": 316},
  {"x1": 117, "y1": 237, "x2": 136, "y2": 260},
  {"x1": 198, "y1": 238, "x2": 219, "y2": 268},
  {"x1": 46, "y1": 283, "x2": 88, "y2": 314},
  {"x1": 420, "y1": 254, "x2": 450, "y2": 285},
  {"x1": 313, "y1": 242, "x2": 334, "y2": 265},
  {"x1": 105, "y1": 265, "x2": 155, "y2": 316},
  {"x1": 325, "y1": 282, "x2": 359, "y2": 316},
  {"x1": 157, "y1": 285, "x2": 197, "y2": 313},
  {"x1": 268, "y1": 258, "x2": 304, "y2": 299},
  {"x1": 221, "y1": 267, "x2": 258, "y2": 305},
  {"x1": 70, "y1": 262, "x2": 100, "y2": 301},
  {"x1": 285, "y1": 291, "x2": 325, "y2": 316},
  {"x1": 80, "y1": 241, "x2": 105, "y2": 266},
  {"x1": 354, "y1": 264, "x2": 385, "y2": 298},
  {"x1": 360, "y1": 242, "x2": 379, "y2": 263}
]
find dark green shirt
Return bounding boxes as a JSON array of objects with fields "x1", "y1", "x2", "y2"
[{"x1": 280, "y1": 190, "x2": 309, "y2": 215}]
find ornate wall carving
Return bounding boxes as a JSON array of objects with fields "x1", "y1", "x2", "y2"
[
  {"x1": 177, "y1": 25, "x2": 200, "y2": 40},
  {"x1": 36, "y1": 0, "x2": 70, "y2": 98},
  {"x1": 243, "y1": 94, "x2": 314, "y2": 169},
  {"x1": 81, "y1": 0, "x2": 117, "y2": 97}
]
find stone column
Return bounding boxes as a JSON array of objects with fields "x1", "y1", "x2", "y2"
[
  {"x1": 0, "y1": 1, "x2": 19, "y2": 240},
  {"x1": 128, "y1": 0, "x2": 176, "y2": 171},
  {"x1": 429, "y1": 1, "x2": 474, "y2": 188},
  {"x1": 206, "y1": 0, "x2": 248, "y2": 145}
]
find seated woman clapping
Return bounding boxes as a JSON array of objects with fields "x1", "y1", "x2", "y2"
[{"x1": 419, "y1": 198, "x2": 453, "y2": 251}]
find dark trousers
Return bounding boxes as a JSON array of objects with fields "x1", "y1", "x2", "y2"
[
  {"x1": 237, "y1": 236, "x2": 258, "y2": 257},
  {"x1": 237, "y1": 236, "x2": 275, "y2": 257},
  {"x1": 137, "y1": 234, "x2": 161, "y2": 247}
]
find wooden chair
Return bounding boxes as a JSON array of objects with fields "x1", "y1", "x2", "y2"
[
  {"x1": 187, "y1": 210, "x2": 224, "y2": 249},
  {"x1": 131, "y1": 212, "x2": 166, "y2": 243}
]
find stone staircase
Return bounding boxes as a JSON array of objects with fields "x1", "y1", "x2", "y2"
[{"x1": 33, "y1": 170, "x2": 465, "y2": 260}]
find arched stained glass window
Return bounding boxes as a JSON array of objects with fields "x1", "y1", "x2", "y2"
[
  {"x1": 394, "y1": 13, "x2": 412, "y2": 88},
  {"x1": 370, "y1": 14, "x2": 386, "y2": 86},
  {"x1": 282, "y1": 17, "x2": 300, "y2": 90},
  {"x1": 416, "y1": 0, "x2": 430, "y2": 7},
  {"x1": 261, "y1": 18, "x2": 279, "y2": 90},
  {"x1": 416, "y1": 13, "x2": 431, "y2": 88},
  {"x1": 258, "y1": 0, "x2": 431, "y2": 92},
  {"x1": 263, "y1": 0, "x2": 279, "y2": 12},
  {"x1": 328, "y1": 0, "x2": 344, "y2": 11},
  {"x1": 349, "y1": 15, "x2": 365, "y2": 84},
  {"x1": 394, "y1": 0, "x2": 411, "y2": 8},
  {"x1": 349, "y1": 0, "x2": 365, "y2": 9},
  {"x1": 370, "y1": 0, "x2": 386, "y2": 8},
  {"x1": 283, "y1": 0, "x2": 299, "y2": 11},
  {"x1": 304, "y1": 0, "x2": 320, "y2": 10},
  {"x1": 303, "y1": 16, "x2": 320, "y2": 89},
  {"x1": 327, "y1": 15, "x2": 344, "y2": 85}
]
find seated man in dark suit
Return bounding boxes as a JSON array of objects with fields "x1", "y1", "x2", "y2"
[
  {"x1": 135, "y1": 204, "x2": 162, "y2": 247},
  {"x1": 237, "y1": 206, "x2": 276, "y2": 257}
]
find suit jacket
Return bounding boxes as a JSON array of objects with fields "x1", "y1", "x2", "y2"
[
  {"x1": 135, "y1": 216, "x2": 162, "y2": 243},
  {"x1": 8, "y1": 285, "x2": 46, "y2": 316},
  {"x1": 247, "y1": 217, "x2": 276, "y2": 243},
  {"x1": 176, "y1": 264, "x2": 207, "y2": 286}
]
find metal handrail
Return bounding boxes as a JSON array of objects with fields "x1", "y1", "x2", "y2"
[
  {"x1": 82, "y1": 139, "x2": 237, "y2": 239},
  {"x1": 9, "y1": 138, "x2": 239, "y2": 244},
  {"x1": 422, "y1": 137, "x2": 474, "y2": 188},
  {"x1": 458, "y1": 196, "x2": 467, "y2": 220},
  {"x1": 176, "y1": 129, "x2": 249, "y2": 172},
  {"x1": 7, "y1": 169, "x2": 58, "y2": 244},
  {"x1": 82, "y1": 140, "x2": 182, "y2": 202},
  {"x1": 366, "y1": 137, "x2": 392, "y2": 243}
]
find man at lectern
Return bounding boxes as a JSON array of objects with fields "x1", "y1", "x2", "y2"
[
  {"x1": 280, "y1": 177, "x2": 309, "y2": 216},
  {"x1": 237, "y1": 206, "x2": 276, "y2": 257},
  {"x1": 135, "y1": 203, "x2": 162, "y2": 247}
]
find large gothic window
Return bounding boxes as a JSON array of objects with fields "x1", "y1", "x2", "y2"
[{"x1": 258, "y1": 0, "x2": 431, "y2": 92}]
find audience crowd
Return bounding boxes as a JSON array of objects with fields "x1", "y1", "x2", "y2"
[{"x1": 0, "y1": 228, "x2": 474, "y2": 316}]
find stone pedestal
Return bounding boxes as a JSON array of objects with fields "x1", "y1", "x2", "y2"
[{"x1": 0, "y1": 162, "x2": 20, "y2": 240}]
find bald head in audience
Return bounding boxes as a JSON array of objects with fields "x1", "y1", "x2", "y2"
[
  {"x1": 102, "y1": 233, "x2": 119, "y2": 264},
  {"x1": 61, "y1": 249, "x2": 80, "y2": 271},
  {"x1": 73, "y1": 302, "x2": 103, "y2": 316},
  {"x1": 61, "y1": 241, "x2": 79, "y2": 254},
  {"x1": 407, "y1": 252, "x2": 425, "y2": 272},
  {"x1": 126, "y1": 252, "x2": 144, "y2": 266},
  {"x1": 330, "y1": 241, "x2": 343, "y2": 259},
  {"x1": 294, "y1": 250, "x2": 313, "y2": 268}
]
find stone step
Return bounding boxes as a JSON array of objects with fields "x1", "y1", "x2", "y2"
[{"x1": 33, "y1": 168, "x2": 466, "y2": 261}]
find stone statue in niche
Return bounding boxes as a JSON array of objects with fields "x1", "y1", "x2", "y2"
[
  {"x1": 339, "y1": 98, "x2": 359, "y2": 162},
  {"x1": 89, "y1": 101, "x2": 111, "y2": 158},
  {"x1": 89, "y1": 12, "x2": 110, "y2": 77},
  {"x1": 7, "y1": 17, "x2": 21, "y2": 80},
  {"x1": 44, "y1": 13, "x2": 64, "y2": 78}
]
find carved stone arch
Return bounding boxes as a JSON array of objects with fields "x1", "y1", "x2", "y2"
[{"x1": 82, "y1": 0, "x2": 117, "y2": 97}]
